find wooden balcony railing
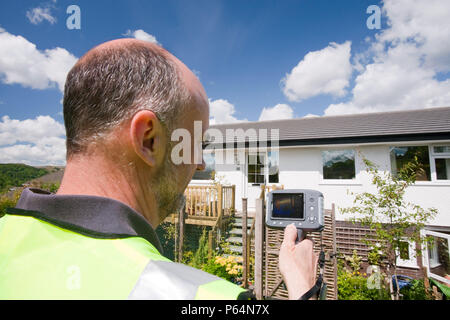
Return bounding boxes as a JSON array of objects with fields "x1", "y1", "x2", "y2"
[{"x1": 184, "y1": 184, "x2": 235, "y2": 219}]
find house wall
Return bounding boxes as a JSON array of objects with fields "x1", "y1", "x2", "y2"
[{"x1": 203, "y1": 143, "x2": 450, "y2": 227}]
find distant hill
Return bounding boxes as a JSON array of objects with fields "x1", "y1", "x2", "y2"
[
  {"x1": 29, "y1": 166, "x2": 64, "y2": 185},
  {"x1": 0, "y1": 164, "x2": 49, "y2": 193}
]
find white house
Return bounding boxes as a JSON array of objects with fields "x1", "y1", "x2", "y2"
[{"x1": 191, "y1": 107, "x2": 450, "y2": 277}]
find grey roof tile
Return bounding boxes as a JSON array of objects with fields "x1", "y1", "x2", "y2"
[{"x1": 207, "y1": 107, "x2": 450, "y2": 144}]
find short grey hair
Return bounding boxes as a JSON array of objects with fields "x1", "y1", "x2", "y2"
[{"x1": 63, "y1": 42, "x2": 189, "y2": 158}]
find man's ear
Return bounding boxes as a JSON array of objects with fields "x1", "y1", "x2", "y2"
[{"x1": 129, "y1": 110, "x2": 166, "y2": 167}]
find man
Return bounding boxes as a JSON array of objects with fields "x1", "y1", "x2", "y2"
[{"x1": 0, "y1": 39, "x2": 317, "y2": 299}]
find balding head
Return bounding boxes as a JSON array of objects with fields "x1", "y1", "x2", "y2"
[{"x1": 63, "y1": 38, "x2": 205, "y2": 158}]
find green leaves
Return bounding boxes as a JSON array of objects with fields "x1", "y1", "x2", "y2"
[{"x1": 340, "y1": 153, "x2": 438, "y2": 299}]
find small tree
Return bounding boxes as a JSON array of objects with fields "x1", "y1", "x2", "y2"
[{"x1": 341, "y1": 155, "x2": 437, "y2": 300}]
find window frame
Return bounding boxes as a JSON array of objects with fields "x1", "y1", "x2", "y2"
[
  {"x1": 421, "y1": 229, "x2": 450, "y2": 285},
  {"x1": 429, "y1": 144, "x2": 450, "y2": 182},
  {"x1": 395, "y1": 238, "x2": 419, "y2": 269},
  {"x1": 389, "y1": 145, "x2": 432, "y2": 182},
  {"x1": 320, "y1": 148, "x2": 358, "y2": 183},
  {"x1": 246, "y1": 149, "x2": 281, "y2": 186}
]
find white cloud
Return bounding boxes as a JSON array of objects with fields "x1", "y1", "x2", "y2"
[
  {"x1": 26, "y1": 6, "x2": 57, "y2": 25},
  {"x1": 0, "y1": 115, "x2": 66, "y2": 165},
  {"x1": 282, "y1": 41, "x2": 352, "y2": 102},
  {"x1": 258, "y1": 104, "x2": 294, "y2": 121},
  {"x1": 124, "y1": 29, "x2": 160, "y2": 45},
  {"x1": 209, "y1": 99, "x2": 247, "y2": 125},
  {"x1": 379, "y1": 0, "x2": 450, "y2": 73},
  {"x1": 324, "y1": 0, "x2": 450, "y2": 115},
  {"x1": 303, "y1": 113, "x2": 320, "y2": 118},
  {"x1": 0, "y1": 29, "x2": 77, "y2": 92}
]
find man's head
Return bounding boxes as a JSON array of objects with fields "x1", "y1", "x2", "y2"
[{"x1": 63, "y1": 39, "x2": 209, "y2": 225}]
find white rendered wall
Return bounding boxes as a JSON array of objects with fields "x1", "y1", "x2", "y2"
[{"x1": 199, "y1": 144, "x2": 450, "y2": 227}]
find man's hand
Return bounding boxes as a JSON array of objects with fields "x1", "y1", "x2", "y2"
[{"x1": 279, "y1": 224, "x2": 318, "y2": 300}]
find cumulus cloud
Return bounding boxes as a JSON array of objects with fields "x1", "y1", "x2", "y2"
[
  {"x1": 0, "y1": 29, "x2": 77, "y2": 92},
  {"x1": 324, "y1": 0, "x2": 450, "y2": 115},
  {"x1": 26, "y1": 6, "x2": 57, "y2": 25},
  {"x1": 258, "y1": 104, "x2": 294, "y2": 121},
  {"x1": 123, "y1": 29, "x2": 160, "y2": 45},
  {"x1": 209, "y1": 99, "x2": 247, "y2": 125},
  {"x1": 282, "y1": 41, "x2": 352, "y2": 102},
  {"x1": 0, "y1": 115, "x2": 66, "y2": 165}
]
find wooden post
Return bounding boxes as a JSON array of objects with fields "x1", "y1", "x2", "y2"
[
  {"x1": 178, "y1": 204, "x2": 185, "y2": 263},
  {"x1": 242, "y1": 198, "x2": 248, "y2": 289},
  {"x1": 231, "y1": 185, "x2": 236, "y2": 215},
  {"x1": 331, "y1": 203, "x2": 338, "y2": 300},
  {"x1": 217, "y1": 185, "x2": 223, "y2": 218},
  {"x1": 254, "y1": 198, "x2": 265, "y2": 300},
  {"x1": 174, "y1": 215, "x2": 178, "y2": 262}
]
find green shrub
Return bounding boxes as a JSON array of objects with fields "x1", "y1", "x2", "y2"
[
  {"x1": 400, "y1": 279, "x2": 431, "y2": 300},
  {"x1": 0, "y1": 192, "x2": 19, "y2": 218},
  {"x1": 337, "y1": 270, "x2": 390, "y2": 300}
]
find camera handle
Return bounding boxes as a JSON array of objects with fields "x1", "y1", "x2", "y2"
[{"x1": 295, "y1": 229, "x2": 305, "y2": 244}]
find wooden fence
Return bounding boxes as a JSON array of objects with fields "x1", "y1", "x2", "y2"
[{"x1": 262, "y1": 205, "x2": 338, "y2": 300}]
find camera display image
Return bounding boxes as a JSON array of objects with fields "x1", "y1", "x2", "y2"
[{"x1": 272, "y1": 193, "x2": 304, "y2": 220}]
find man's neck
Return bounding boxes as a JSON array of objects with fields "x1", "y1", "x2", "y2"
[{"x1": 57, "y1": 155, "x2": 159, "y2": 228}]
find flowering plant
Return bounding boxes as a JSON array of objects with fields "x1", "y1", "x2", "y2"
[{"x1": 202, "y1": 255, "x2": 243, "y2": 283}]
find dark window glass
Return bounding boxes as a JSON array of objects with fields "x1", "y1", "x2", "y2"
[
  {"x1": 390, "y1": 146, "x2": 431, "y2": 181},
  {"x1": 248, "y1": 154, "x2": 265, "y2": 184},
  {"x1": 433, "y1": 146, "x2": 450, "y2": 154},
  {"x1": 268, "y1": 151, "x2": 279, "y2": 183},
  {"x1": 398, "y1": 241, "x2": 410, "y2": 260},
  {"x1": 435, "y1": 158, "x2": 450, "y2": 180},
  {"x1": 322, "y1": 150, "x2": 355, "y2": 180}
]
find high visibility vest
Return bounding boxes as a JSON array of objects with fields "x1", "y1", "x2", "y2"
[{"x1": 0, "y1": 211, "x2": 247, "y2": 300}]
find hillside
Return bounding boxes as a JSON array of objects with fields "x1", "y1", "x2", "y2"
[{"x1": 0, "y1": 164, "x2": 49, "y2": 193}]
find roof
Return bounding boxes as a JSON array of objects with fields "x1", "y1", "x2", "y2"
[{"x1": 207, "y1": 107, "x2": 450, "y2": 147}]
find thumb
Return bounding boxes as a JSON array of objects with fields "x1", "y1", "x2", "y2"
[{"x1": 282, "y1": 224, "x2": 298, "y2": 247}]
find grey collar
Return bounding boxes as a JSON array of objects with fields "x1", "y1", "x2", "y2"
[{"x1": 7, "y1": 188, "x2": 163, "y2": 254}]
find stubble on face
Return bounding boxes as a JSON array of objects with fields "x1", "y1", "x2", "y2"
[{"x1": 150, "y1": 140, "x2": 187, "y2": 223}]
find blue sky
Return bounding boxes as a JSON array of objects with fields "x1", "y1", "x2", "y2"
[
  {"x1": 0, "y1": 0, "x2": 379, "y2": 121},
  {"x1": 1, "y1": 0, "x2": 449, "y2": 164}
]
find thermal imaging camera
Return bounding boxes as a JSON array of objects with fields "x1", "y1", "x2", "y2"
[{"x1": 266, "y1": 189, "x2": 324, "y2": 242}]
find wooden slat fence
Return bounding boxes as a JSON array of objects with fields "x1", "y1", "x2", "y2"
[{"x1": 262, "y1": 206, "x2": 338, "y2": 300}]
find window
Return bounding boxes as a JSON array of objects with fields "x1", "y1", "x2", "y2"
[
  {"x1": 428, "y1": 237, "x2": 440, "y2": 269},
  {"x1": 248, "y1": 153, "x2": 265, "y2": 184},
  {"x1": 431, "y1": 145, "x2": 450, "y2": 181},
  {"x1": 398, "y1": 241, "x2": 410, "y2": 260},
  {"x1": 268, "y1": 151, "x2": 279, "y2": 183},
  {"x1": 396, "y1": 239, "x2": 418, "y2": 268},
  {"x1": 192, "y1": 152, "x2": 215, "y2": 180},
  {"x1": 389, "y1": 146, "x2": 431, "y2": 181},
  {"x1": 322, "y1": 149, "x2": 355, "y2": 180},
  {"x1": 422, "y1": 230, "x2": 450, "y2": 285}
]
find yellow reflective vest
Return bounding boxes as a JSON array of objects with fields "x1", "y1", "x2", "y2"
[{"x1": 0, "y1": 188, "x2": 248, "y2": 300}]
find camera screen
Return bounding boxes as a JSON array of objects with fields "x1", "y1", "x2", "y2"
[{"x1": 272, "y1": 193, "x2": 304, "y2": 219}]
